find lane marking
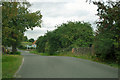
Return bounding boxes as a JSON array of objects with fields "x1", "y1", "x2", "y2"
[{"x1": 14, "y1": 57, "x2": 24, "y2": 78}]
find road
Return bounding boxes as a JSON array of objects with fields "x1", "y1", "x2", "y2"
[{"x1": 15, "y1": 50, "x2": 118, "y2": 78}]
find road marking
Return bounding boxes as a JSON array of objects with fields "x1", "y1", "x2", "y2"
[{"x1": 14, "y1": 57, "x2": 24, "y2": 78}]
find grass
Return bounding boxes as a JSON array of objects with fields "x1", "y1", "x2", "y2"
[
  {"x1": 55, "y1": 51, "x2": 92, "y2": 60},
  {"x1": 30, "y1": 50, "x2": 120, "y2": 68},
  {"x1": 56, "y1": 52, "x2": 120, "y2": 68},
  {"x1": 30, "y1": 50, "x2": 50, "y2": 56},
  {"x1": 2, "y1": 55, "x2": 23, "y2": 78},
  {"x1": 21, "y1": 42, "x2": 32, "y2": 46},
  {"x1": 93, "y1": 59, "x2": 120, "y2": 68}
]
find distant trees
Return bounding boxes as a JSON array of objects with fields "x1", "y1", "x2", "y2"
[
  {"x1": 29, "y1": 38, "x2": 35, "y2": 43},
  {"x1": 2, "y1": 2, "x2": 42, "y2": 53},
  {"x1": 36, "y1": 0, "x2": 120, "y2": 63},
  {"x1": 36, "y1": 21, "x2": 94, "y2": 54},
  {"x1": 22, "y1": 36, "x2": 28, "y2": 42},
  {"x1": 93, "y1": 0, "x2": 120, "y2": 62}
]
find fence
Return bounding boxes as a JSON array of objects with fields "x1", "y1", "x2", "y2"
[{"x1": 72, "y1": 47, "x2": 94, "y2": 55}]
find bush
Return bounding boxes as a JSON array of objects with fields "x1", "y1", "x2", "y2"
[
  {"x1": 15, "y1": 51, "x2": 21, "y2": 55},
  {"x1": 18, "y1": 45, "x2": 27, "y2": 49},
  {"x1": 28, "y1": 47, "x2": 35, "y2": 49},
  {"x1": 10, "y1": 51, "x2": 21, "y2": 55},
  {"x1": 94, "y1": 31, "x2": 117, "y2": 61}
]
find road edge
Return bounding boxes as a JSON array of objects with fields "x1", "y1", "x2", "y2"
[{"x1": 14, "y1": 56, "x2": 24, "y2": 78}]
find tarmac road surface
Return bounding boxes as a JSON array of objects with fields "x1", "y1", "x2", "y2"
[{"x1": 15, "y1": 50, "x2": 118, "y2": 78}]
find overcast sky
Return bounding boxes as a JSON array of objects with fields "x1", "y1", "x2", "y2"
[{"x1": 25, "y1": 0, "x2": 99, "y2": 40}]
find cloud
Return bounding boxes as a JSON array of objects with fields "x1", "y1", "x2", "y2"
[
  {"x1": 28, "y1": 0, "x2": 80, "y2": 3},
  {"x1": 25, "y1": 0, "x2": 98, "y2": 40},
  {"x1": 24, "y1": 27, "x2": 56, "y2": 40}
]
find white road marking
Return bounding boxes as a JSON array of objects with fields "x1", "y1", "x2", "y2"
[{"x1": 14, "y1": 57, "x2": 24, "y2": 78}]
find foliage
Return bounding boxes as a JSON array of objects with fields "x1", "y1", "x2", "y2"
[
  {"x1": 28, "y1": 38, "x2": 34, "y2": 43},
  {"x1": 94, "y1": 31, "x2": 115, "y2": 61},
  {"x1": 36, "y1": 21, "x2": 94, "y2": 54},
  {"x1": 18, "y1": 42, "x2": 33, "y2": 50},
  {"x1": 22, "y1": 36, "x2": 28, "y2": 42},
  {"x1": 30, "y1": 50, "x2": 120, "y2": 68},
  {"x1": 30, "y1": 50, "x2": 49, "y2": 56},
  {"x1": 2, "y1": 2, "x2": 42, "y2": 53},
  {"x1": 36, "y1": 36, "x2": 47, "y2": 53},
  {"x1": 93, "y1": 0, "x2": 120, "y2": 62},
  {"x1": 21, "y1": 42, "x2": 32, "y2": 46},
  {"x1": 28, "y1": 47, "x2": 35, "y2": 49},
  {"x1": 18, "y1": 44, "x2": 27, "y2": 50},
  {"x1": 9, "y1": 51, "x2": 21, "y2": 55}
]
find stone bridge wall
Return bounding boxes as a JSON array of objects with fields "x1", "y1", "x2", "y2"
[{"x1": 72, "y1": 47, "x2": 94, "y2": 55}]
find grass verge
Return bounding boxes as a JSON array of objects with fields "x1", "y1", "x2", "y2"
[
  {"x1": 2, "y1": 55, "x2": 23, "y2": 78},
  {"x1": 30, "y1": 50, "x2": 119, "y2": 68},
  {"x1": 30, "y1": 50, "x2": 50, "y2": 56}
]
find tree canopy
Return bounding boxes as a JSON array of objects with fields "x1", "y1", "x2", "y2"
[
  {"x1": 36, "y1": 21, "x2": 94, "y2": 54},
  {"x1": 29, "y1": 38, "x2": 35, "y2": 43},
  {"x1": 2, "y1": 2, "x2": 42, "y2": 52},
  {"x1": 93, "y1": 0, "x2": 120, "y2": 62}
]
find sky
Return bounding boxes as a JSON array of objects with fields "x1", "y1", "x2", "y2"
[{"x1": 25, "y1": 0, "x2": 99, "y2": 40}]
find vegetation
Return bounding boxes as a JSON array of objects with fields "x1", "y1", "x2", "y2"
[
  {"x1": 2, "y1": 2, "x2": 42, "y2": 53},
  {"x1": 9, "y1": 51, "x2": 21, "y2": 55},
  {"x1": 1, "y1": 2, "x2": 41, "y2": 78},
  {"x1": 30, "y1": 50, "x2": 50, "y2": 56},
  {"x1": 2, "y1": 55, "x2": 23, "y2": 78},
  {"x1": 30, "y1": 50, "x2": 119, "y2": 68},
  {"x1": 28, "y1": 38, "x2": 35, "y2": 43},
  {"x1": 35, "y1": 0, "x2": 120, "y2": 67},
  {"x1": 18, "y1": 42, "x2": 32, "y2": 50},
  {"x1": 1, "y1": 1, "x2": 120, "y2": 78},
  {"x1": 22, "y1": 36, "x2": 28, "y2": 42},
  {"x1": 21, "y1": 42, "x2": 32, "y2": 46},
  {"x1": 36, "y1": 21, "x2": 94, "y2": 54},
  {"x1": 93, "y1": 0, "x2": 120, "y2": 63}
]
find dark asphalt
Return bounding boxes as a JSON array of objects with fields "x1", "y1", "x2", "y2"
[{"x1": 15, "y1": 50, "x2": 118, "y2": 78}]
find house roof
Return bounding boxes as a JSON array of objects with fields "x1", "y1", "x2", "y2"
[{"x1": 32, "y1": 40, "x2": 36, "y2": 45}]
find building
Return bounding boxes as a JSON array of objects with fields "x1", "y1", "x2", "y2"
[
  {"x1": 32, "y1": 40, "x2": 37, "y2": 48},
  {"x1": 26, "y1": 40, "x2": 37, "y2": 49}
]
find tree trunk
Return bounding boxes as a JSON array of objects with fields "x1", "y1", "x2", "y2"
[{"x1": 12, "y1": 44, "x2": 17, "y2": 53}]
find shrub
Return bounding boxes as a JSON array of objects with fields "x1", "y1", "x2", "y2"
[
  {"x1": 15, "y1": 51, "x2": 21, "y2": 55},
  {"x1": 18, "y1": 45, "x2": 27, "y2": 49},
  {"x1": 94, "y1": 31, "x2": 117, "y2": 61},
  {"x1": 10, "y1": 51, "x2": 21, "y2": 55}
]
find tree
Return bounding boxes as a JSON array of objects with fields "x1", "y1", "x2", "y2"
[
  {"x1": 29, "y1": 38, "x2": 34, "y2": 43},
  {"x1": 22, "y1": 36, "x2": 28, "y2": 42},
  {"x1": 0, "y1": 5, "x2": 2, "y2": 46},
  {"x1": 93, "y1": 0, "x2": 120, "y2": 62},
  {"x1": 2, "y1": 2, "x2": 42, "y2": 53},
  {"x1": 36, "y1": 36, "x2": 47, "y2": 53},
  {"x1": 36, "y1": 21, "x2": 94, "y2": 54}
]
